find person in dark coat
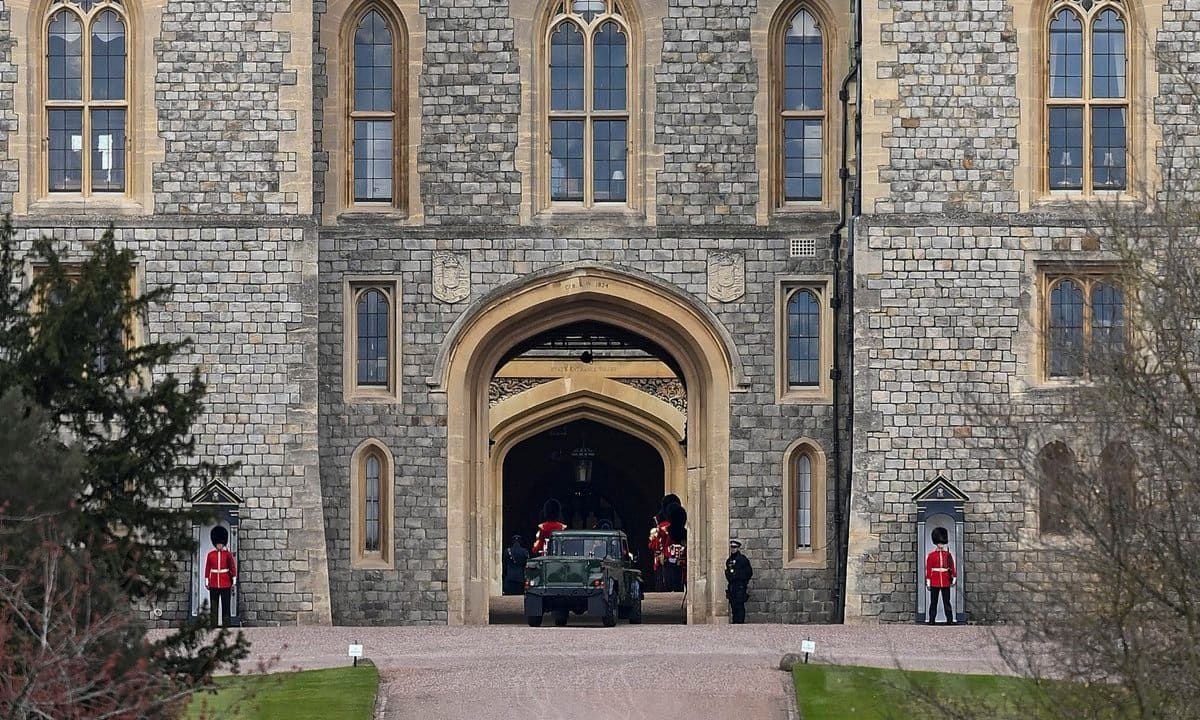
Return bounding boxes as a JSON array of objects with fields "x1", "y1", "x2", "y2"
[
  {"x1": 503, "y1": 534, "x2": 529, "y2": 595},
  {"x1": 724, "y1": 539, "x2": 753, "y2": 624},
  {"x1": 663, "y1": 502, "x2": 688, "y2": 591}
]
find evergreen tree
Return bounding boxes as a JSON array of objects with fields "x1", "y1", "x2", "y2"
[{"x1": 0, "y1": 219, "x2": 248, "y2": 697}]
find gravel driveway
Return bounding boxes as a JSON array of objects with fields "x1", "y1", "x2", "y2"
[{"x1": 221, "y1": 596, "x2": 1009, "y2": 720}]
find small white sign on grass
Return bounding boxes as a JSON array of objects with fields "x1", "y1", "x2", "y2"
[{"x1": 800, "y1": 640, "x2": 816, "y2": 655}]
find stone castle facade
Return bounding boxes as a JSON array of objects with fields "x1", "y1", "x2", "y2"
[{"x1": 2, "y1": 0, "x2": 1196, "y2": 625}]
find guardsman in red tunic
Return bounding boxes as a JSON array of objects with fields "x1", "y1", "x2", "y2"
[
  {"x1": 648, "y1": 517, "x2": 671, "y2": 586},
  {"x1": 204, "y1": 525, "x2": 237, "y2": 626},
  {"x1": 924, "y1": 526, "x2": 957, "y2": 625},
  {"x1": 532, "y1": 499, "x2": 567, "y2": 556}
]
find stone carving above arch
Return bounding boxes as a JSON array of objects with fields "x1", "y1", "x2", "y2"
[
  {"x1": 614, "y1": 377, "x2": 686, "y2": 413},
  {"x1": 488, "y1": 377, "x2": 556, "y2": 407},
  {"x1": 433, "y1": 251, "x2": 471, "y2": 303},
  {"x1": 707, "y1": 251, "x2": 745, "y2": 303}
]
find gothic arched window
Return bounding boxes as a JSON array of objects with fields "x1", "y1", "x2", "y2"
[
  {"x1": 786, "y1": 287, "x2": 821, "y2": 387},
  {"x1": 352, "y1": 441, "x2": 393, "y2": 566},
  {"x1": 44, "y1": 0, "x2": 128, "y2": 195},
  {"x1": 1038, "y1": 441, "x2": 1079, "y2": 535},
  {"x1": 1046, "y1": 273, "x2": 1126, "y2": 379},
  {"x1": 785, "y1": 440, "x2": 826, "y2": 565},
  {"x1": 545, "y1": 0, "x2": 631, "y2": 206},
  {"x1": 1046, "y1": 0, "x2": 1128, "y2": 192},
  {"x1": 349, "y1": 4, "x2": 406, "y2": 209},
  {"x1": 777, "y1": 7, "x2": 826, "y2": 203}
]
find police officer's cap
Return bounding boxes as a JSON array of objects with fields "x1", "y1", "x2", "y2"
[{"x1": 729, "y1": 539, "x2": 742, "y2": 549}]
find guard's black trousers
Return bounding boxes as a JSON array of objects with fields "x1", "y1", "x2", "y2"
[
  {"x1": 209, "y1": 587, "x2": 232, "y2": 626},
  {"x1": 927, "y1": 586, "x2": 953, "y2": 624},
  {"x1": 727, "y1": 582, "x2": 748, "y2": 624}
]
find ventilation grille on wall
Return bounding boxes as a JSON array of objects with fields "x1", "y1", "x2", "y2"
[{"x1": 790, "y1": 237, "x2": 817, "y2": 258}]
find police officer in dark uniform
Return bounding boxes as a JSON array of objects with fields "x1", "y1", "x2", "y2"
[{"x1": 724, "y1": 539, "x2": 753, "y2": 624}]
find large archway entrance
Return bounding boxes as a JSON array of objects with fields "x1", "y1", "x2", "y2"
[{"x1": 436, "y1": 264, "x2": 742, "y2": 624}]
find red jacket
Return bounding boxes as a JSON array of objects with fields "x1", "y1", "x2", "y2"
[
  {"x1": 648, "y1": 521, "x2": 671, "y2": 570},
  {"x1": 532, "y1": 521, "x2": 566, "y2": 556},
  {"x1": 205, "y1": 548, "x2": 237, "y2": 589},
  {"x1": 925, "y1": 547, "x2": 956, "y2": 588}
]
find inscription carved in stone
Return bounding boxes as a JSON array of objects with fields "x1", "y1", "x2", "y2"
[
  {"x1": 707, "y1": 251, "x2": 745, "y2": 302},
  {"x1": 488, "y1": 378, "x2": 556, "y2": 407},
  {"x1": 433, "y1": 251, "x2": 471, "y2": 303},
  {"x1": 615, "y1": 378, "x2": 687, "y2": 413}
]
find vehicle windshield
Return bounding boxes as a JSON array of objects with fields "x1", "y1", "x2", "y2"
[{"x1": 550, "y1": 536, "x2": 621, "y2": 559}]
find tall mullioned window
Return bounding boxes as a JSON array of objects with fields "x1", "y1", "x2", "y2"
[
  {"x1": 1046, "y1": 0, "x2": 1129, "y2": 192},
  {"x1": 546, "y1": 0, "x2": 630, "y2": 206},
  {"x1": 778, "y1": 7, "x2": 825, "y2": 203},
  {"x1": 44, "y1": 0, "x2": 128, "y2": 195},
  {"x1": 352, "y1": 441, "x2": 392, "y2": 566},
  {"x1": 349, "y1": 5, "x2": 405, "y2": 208},
  {"x1": 784, "y1": 440, "x2": 825, "y2": 565}
]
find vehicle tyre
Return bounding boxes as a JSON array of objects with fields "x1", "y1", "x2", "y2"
[
  {"x1": 602, "y1": 584, "x2": 618, "y2": 628},
  {"x1": 628, "y1": 581, "x2": 643, "y2": 625},
  {"x1": 527, "y1": 614, "x2": 543, "y2": 627},
  {"x1": 553, "y1": 608, "x2": 570, "y2": 627}
]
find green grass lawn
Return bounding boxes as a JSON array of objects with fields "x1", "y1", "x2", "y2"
[
  {"x1": 794, "y1": 664, "x2": 1043, "y2": 720},
  {"x1": 184, "y1": 665, "x2": 379, "y2": 720}
]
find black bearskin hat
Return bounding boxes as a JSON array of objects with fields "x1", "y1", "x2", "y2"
[
  {"x1": 931, "y1": 526, "x2": 948, "y2": 545},
  {"x1": 542, "y1": 498, "x2": 563, "y2": 523},
  {"x1": 666, "y1": 503, "x2": 687, "y2": 544},
  {"x1": 657, "y1": 493, "x2": 682, "y2": 523},
  {"x1": 210, "y1": 525, "x2": 229, "y2": 546}
]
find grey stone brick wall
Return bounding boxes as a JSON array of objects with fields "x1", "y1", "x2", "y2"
[
  {"x1": 1156, "y1": 0, "x2": 1200, "y2": 201},
  {"x1": 0, "y1": 0, "x2": 15, "y2": 213},
  {"x1": 655, "y1": 0, "x2": 760, "y2": 224},
  {"x1": 874, "y1": 0, "x2": 1020, "y2": 214},
  {"x1": 417, "y1": 0, "x2": 521, "y2": 223},
  {"x1": 154, "y1": 0, "x2": 300, "y2": 215},
  {"x1": 317, "y1": 226, "x2": 847, "y2": 625},
  {"x1": 8, "y1": 221, "x2": 329, "y2": 626},
  {"x1": 313, "y1": 0, "x2": 330, "y2": 217}
]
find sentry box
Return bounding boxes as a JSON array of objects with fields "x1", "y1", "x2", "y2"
[{"x1": 913, "y1": 475, "x2": 968, "y2": 625}]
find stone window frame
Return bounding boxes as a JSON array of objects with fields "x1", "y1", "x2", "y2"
[
  {"x1": 15, "y1": 0, "x2": 159, "y2": 214},
  {"x1": 1021, "y1": 0, "x2": 1158, "y2": 205},
  {"x1": 350, "y1": 439, "x2": 394, "y2": 569},
  {"x1": 1042, "y1": 0, "x2": 1130, "y2": 195},
  {"x1": 532, "y1": 0, "x2": 644, "y2": 215},
  {"x1": 1035, "y1": 265, "x2": 1128, "y2": 385},
  {"x1": 342, "y1": 276, "x2": 402, "y2": 403},
  {"x1": 775, "y1": 275, "x2": 834, "y2": 404},
  {"x1": 783, "y1": 437, "x2": 827, "y2": 568},
  {"x1": 767, "y1": 0, "x2": 839, "y2": 213},
  {"x1": 342, "y1": 0, "x2": 409, "y2": 214}
]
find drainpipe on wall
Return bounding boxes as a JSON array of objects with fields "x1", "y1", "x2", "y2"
[{"x1": 829, "y1": 0, "x2": 862, "y2": 624}]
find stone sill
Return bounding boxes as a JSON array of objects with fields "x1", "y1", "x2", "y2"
[{"x1": 27, "y1": 195, "x2": 150, "y2": 217}]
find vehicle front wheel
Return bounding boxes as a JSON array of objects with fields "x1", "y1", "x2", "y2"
[
  {"x1": 553, "y1": 608, "x2": 570, "y2": 627},
  {"x1": 602, "y1": 587, "x2": 618, "y2": 628},
  {"x1": 628, "y1": 581, "x2": 643, "y2": 625},
  {"x1": 527, "y1": 614, "x2": 543, "y2": 627}
]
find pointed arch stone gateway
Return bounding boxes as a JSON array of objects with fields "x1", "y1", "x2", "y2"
[{"x1": 433, "y1": 263, "x2": 743, "y2": 624}]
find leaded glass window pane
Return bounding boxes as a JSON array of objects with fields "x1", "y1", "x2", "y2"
[
  {"x1": 550, "y1": 119, "x2": 584, "y2": 201},
  {"x1": 91, "y1": 10, "x2": 125, "y2": 101},
  {"x1": 592, "y1": 120, "x2": 626, "y2": 202},
  {"x1": 1049, "y1": 107, "x2": 1083, "y2": 190},
  {"x1": 784, "y1": 10, "x2": 822, "y2": 111},
  {"x1": 354, "y1": 10, "x2": 393, "y2": 112},
  {"x1": 90, "y1": 108, "x2": 125, "y2": 192},
  {"x1": 48, "y1": 11, "x2": 83, "y2": 101},
  {"x1": 550, "y1": 22, "x2": 585, "y2": 111},
  {"x1": 787, "y1": 289, "x2": 821, "y2": 386},
  {"x1": 1091, "y1": 282, "x2": 1125, "y2": 366},
  {"x1": 1049, "y1": 9, "x2": 1083, "y2": 98},
  {"x1": 48, "y1": 109, "x2": 83, "y2": 192},
  {"x1": 365, "y1": 454, "x2": 381, "y2": 552},
  {"x1": 593, "y1": 21, "x2": 627, "y2": 111},
  {"x1": 1049, "y1": 279, "x2": 1085, "y2": 377},
  {"x1": 356, "y1": 289, "x2": 389, "y2": 386},
  {"x1": 784, "y1": 119, "x2": 822, "y2": 201},
  {"x1": 1091, "y1": 10, "x2": 1126, "y2": 98},
  {"x1": 796, "y1": 454, "x2": 812, "y2": 549},
  {"x1": 1092, "y1": 107, "x2": 1126, "y2": 190},
  {"x1": 353, "y1": 120, "x2": 393, "y2": 202}
]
